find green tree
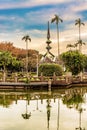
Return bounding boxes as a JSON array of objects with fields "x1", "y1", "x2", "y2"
[
  {"x1": 75, "y1": 18, "x2": 85, "y2": 51},
  {"x1": 7, "y1": 57, "x2": 23, "y2": 72},
  {"x1": 0, "y1": 51, "x2": 13, "y2": 72},
  {"x1": 61, "y1": 50, "x2": 85, "y2": 75},
  {"x1": 51, "y1": 14, "x2": 63, "y2": 57},
  {"x1": 0, "y1": 51, "x2": 23, "y2": 72},
  {"x1": 22, "y1": 35, "x2": 31, "y2": 73}
]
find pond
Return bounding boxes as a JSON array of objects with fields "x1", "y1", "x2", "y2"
[{"x1": 0, "y1": 86, "x2": 87, "y2": 130}]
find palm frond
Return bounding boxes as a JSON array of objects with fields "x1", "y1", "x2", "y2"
[
  {"x1": 66, "y1": 44, "x2": 74, "y2": 48},
  {"x1": 51, "y1": 14, "x2": 63, "y2": 24},
  {"x1": 59, "y1": 18, "x2": 63, "y2": 22},
  {"x1": 51, "y1": 17, "x2": 56, "y2": 23},
  {"x1": 81, "y1": 22, "x2": 85, "y2": 26},
  {"x1": 22, "y1": 35, "x2": 31, "y2": 42}
]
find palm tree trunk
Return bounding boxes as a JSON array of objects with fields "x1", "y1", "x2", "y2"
[
  {"x1": 57, "y1": 23, "x2": 60, "y2": 58},
  {"x1": 79, "y1": 111, "x2": 81, "y2": 129},
  {"x1": 79, "y1": 25, "x2": 81, "y2": 52},
  {"x1": 26, "y1": 41, "x2": 28, "y2": 73}
]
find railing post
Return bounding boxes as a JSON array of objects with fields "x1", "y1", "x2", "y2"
[
  {"x1": 15, "y1": 72, "x2": 18, "y2": 82},
  {"x1": 40, "y1": 72, "x2": 44, "y2": 81},
  {"x1": 65, "y1": 72, "x2": 72, "y2": 84},
  {"x1": 53, "y1": 72, "x2": 57, "y2": 82},
  {"x1": 3, "y1": 71, "x2": 6, "y2": 82},
  {"x1": 48, "y1": 79, "x2": 51, "y2": 92}
]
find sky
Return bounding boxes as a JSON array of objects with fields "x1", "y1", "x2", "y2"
[{"x1": 0, "y1": 0, "x2": 87, "y2": 56}]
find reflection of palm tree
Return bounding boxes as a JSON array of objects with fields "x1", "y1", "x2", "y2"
[
  {"x1": 57, "y1": 98, "x2": 60, "y2": 130},
  {"x1": 22, "y1": 100, "x2": 31, "y2": 119},
  {"x1": 51, "y1": 14, "x2": 63, "y2": 58},
  {"x1": 22, "y1": 35, "x2": 31, "y2": 73},
  {"x1": 75, "y1": 18, "x2": 85, "y2": 52},
  {"x1": 76, "y1": 107, "x2": 85, "y2": 130}
]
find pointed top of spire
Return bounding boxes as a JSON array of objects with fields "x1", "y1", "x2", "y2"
[{"x1": 47, "y1": 21, "x2": 50, "y2": 40}]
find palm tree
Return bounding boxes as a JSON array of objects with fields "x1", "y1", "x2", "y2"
[
  {"x1": 66, "y1": 44, "x2": 75, "y2": 51},
  {"x1": 51, "y1": 14, "x2": 63, "y2": 58},
  {"x1": 75, "y1": 40, "x2": 85, "y2": 52},
  {"x1": 75, "y1": 18, "x2": 85, "y2": 51},
  {"x1": 22, "y1": 35, "x2": 31, "y2": 73}
]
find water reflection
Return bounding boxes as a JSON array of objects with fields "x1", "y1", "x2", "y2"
[
  {"x1": 22, "y1": 100, "x2": 31, "y2": 119},
  {"x1": 0, "y1": 87, "x2": 87, "y2": 130}
]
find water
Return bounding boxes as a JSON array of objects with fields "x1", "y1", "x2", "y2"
[{"x1": 0, "y1": 87, "x2": 87, "y2": 130}]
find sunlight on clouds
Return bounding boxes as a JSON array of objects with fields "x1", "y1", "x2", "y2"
[
  {"x1": 0, "y1": 0, "x2": 87, "y2": 55},
  {"x1": 0, "y1": 0, "x2": 72, "y2": 9}
]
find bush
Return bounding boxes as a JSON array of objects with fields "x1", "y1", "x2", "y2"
[{"x1": 39, "y1": 63, "x2": 63, "y2": 76}]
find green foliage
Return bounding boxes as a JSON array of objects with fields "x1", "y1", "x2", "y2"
[
  {"x1": 39, "y1": 63, "x2": 63, "y2": 76},
  {"x1": 61, "y1": 50, "x2": 85, "y2": 75},
  {"x1": 0, "y1": 51, "x2": 23, "y2": 72},
  {"x1": 83, "y1": 55, "x2": 87, "y2": 71},
  {"x1": 62, "y1": 93, "x2": 84, "y2": 109}
]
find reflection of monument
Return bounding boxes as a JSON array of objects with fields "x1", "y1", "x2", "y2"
[
  {"x1": 41, "y1": 21, "x2": 57, "y2": 63},
  {"x1": 46, "y1": 99, "x2": 51, "y2": 130}
]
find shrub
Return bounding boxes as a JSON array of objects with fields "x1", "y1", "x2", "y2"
[{"x1": 39, "y1": 63, "x2": 63, "y2": 76}]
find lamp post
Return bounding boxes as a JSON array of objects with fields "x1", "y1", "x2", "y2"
[
  {"x1": 36, "y1": 54, "x2": 39, "y2": 77},
  {"x1": 33, "y1": 53, "x2": 39, "y2": 77}
]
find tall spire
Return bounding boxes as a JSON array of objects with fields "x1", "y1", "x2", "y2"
[
  {"x1": 40, "y1": 21, "x2": 55, "y2": 63},
  {"x1": 43, "y1": 21, "x2": 54, "y2": 58},
  {"x1": 47, "y1": 21, "x2": 50, "y2": 40}
]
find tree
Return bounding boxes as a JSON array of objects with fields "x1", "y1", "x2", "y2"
[
  {"x1": 22, "y1": 35, "x2": 31, "y2": 73},
  {"x1": 74, "y1": 40, "x2": 85, "y2": 53},
  {"x1": 0, "y1": 51, "x2": 23, "y2": 72},
  {"x1": 61, "y1": 50, "x2": 85, "y2": 75},
  {"x1": 7, "y1": 57, "x2": 23, "y2": 72},
  {"x1": 66, "y1": 44, "x2": 75, "y2": 51},
  {"x1": 0, "y1": 51, "x2": 13, "y2": 72},
  {"x1": 75, "y1": 18, "x2": 85, "y2": 51},
  {"x1": 51, "y1": 14, "x2": 63, "y2": 58}
]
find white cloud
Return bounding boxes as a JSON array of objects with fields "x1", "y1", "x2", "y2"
[
  {"x1": 0, "y1": 0, "x2": 71, "y2": 9},
  {"x1": 0, "y1": 0, "x2": 87, "y2": 56}
]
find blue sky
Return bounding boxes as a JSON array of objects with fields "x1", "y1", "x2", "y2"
[{"x1": 0, "y1": 0, "x2": 87, "y2": 55}]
